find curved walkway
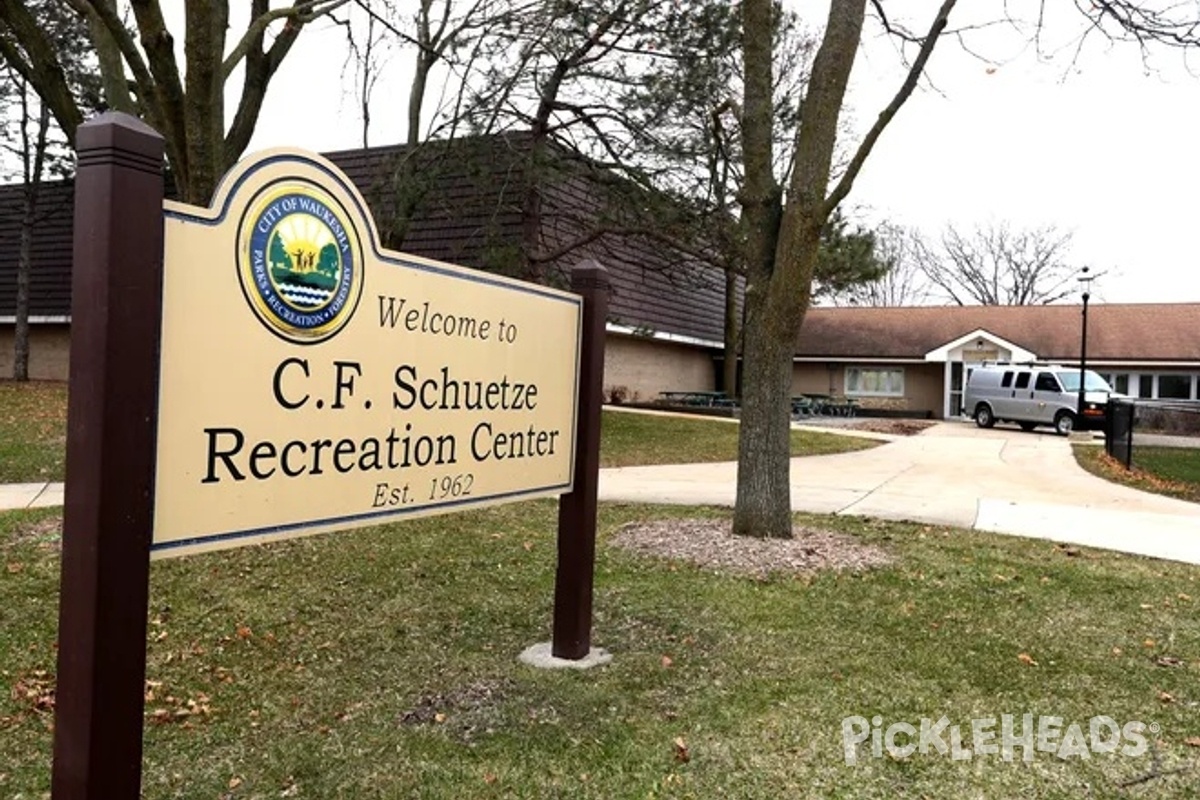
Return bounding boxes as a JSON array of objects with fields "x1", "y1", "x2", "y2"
[
  {"x1": 600, "y1": 421, "x2": 1200, "y2": 565},
  {"x1": 4, "y1": 422, "x2": 1197, "y2": 564}
]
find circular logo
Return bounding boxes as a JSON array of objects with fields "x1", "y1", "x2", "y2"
[{"x1": 238, "y1": 182, "x2": 362, "y2": 343}]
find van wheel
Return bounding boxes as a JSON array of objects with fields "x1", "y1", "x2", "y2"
[
  {"x1": 1018, "y1": 421, "x2": 1037, "y2": 432},
  {"x1": 1053, "y1": 411, "x2": 1076, "y2": 436},
  {"x1": 974, "y1": 404, "x2": 995, "y2": 429}
]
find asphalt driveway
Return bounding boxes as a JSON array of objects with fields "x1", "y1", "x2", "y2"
[{"x1": 599, "y1": 420, "x2": 1200, "y2": 564}]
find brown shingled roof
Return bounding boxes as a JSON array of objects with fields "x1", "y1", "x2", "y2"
[
  {"x1": 0, "y1": 180, "x2": 74, "y2": 319},
  {"x1": 3, "y1": 133, "x2": 731, "y2": 346},
  {"x1": 797, "y1": 304, "x2": 1200, "y2": 362},
  {"x1": 327, "y1": 134, "x2": 730, "y2": 345}
]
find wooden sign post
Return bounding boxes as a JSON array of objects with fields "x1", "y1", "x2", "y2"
[
  {"x1": 48, "y1": 112, "x2": 609, "y2": 797},
  {"x1": 552, "y1": 263, "x2": 609, "y2": 660},
  {"x1": 51, "y1": 114, "x2": 164, "y2": 798}
]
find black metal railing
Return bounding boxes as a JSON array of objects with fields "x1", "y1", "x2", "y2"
[{"x1": 1105, "y1": 398, "x2": 1200, "y2": 470}]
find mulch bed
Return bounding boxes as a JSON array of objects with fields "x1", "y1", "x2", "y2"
[
  {"x1": 609, "y1": 519, "x2": 892, "y2": 578},
  {"x1": 847, "y1": 419, "x2": 938, "y2": 436}
]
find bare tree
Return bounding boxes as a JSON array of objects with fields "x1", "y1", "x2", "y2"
[
  {"x1": 0, "y1": 0, "x2": 352, "y2": 203},
  {"x1": 342, "y1": 0, "x2": 521, "y2": 247},
  {"x1": 915, "y1": 222, "x2": 1081, "y2": 306},
  {"x1": 732, "y1": 0, "x2": 1200, "y2": 537},
  {"x1": 732, "y1": 0, "x2": 959, "y2": 538},
  {"x1": 0, "y1": 0, "x2": 95, "y2": 380},
  {"x1": 3, "y1": 70, "x2": 51, "y2": 382}
]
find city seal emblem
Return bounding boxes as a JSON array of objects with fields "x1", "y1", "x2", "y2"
[{"x1": 237, "y1": 181, "x2": 363, "y2": 343}]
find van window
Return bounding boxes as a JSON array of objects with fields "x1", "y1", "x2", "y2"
[
  {"x1": 1001, "y1": 371, "x2": 1013, "y2": 388},
  {"x1": 1014, "y1": 372, "x2": 1031, "y2": 389},
  {"x1": 1035, "y1": 372, "x2": 1060, "y2": 392}
]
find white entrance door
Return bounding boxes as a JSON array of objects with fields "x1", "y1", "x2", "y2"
[{"x1": 947, "y1": 350, "x2": 998, "y2": 418}]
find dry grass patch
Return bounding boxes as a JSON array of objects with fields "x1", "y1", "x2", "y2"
[
  {"x1": 609, "y1": 518, "x2": 893, "y2": 578},
  {"x1": 3, "y1": 513, "x2": 61, "y2": 550}
]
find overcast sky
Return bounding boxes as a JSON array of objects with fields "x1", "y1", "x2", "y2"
[{"x1": 241, "y1": 2, "x2": 1200, "y2": 305}]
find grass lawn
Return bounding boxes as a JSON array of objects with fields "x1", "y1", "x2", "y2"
[
  {"x1": 0, "y1": 384, "x2": 874, "y2": 482},
  {"x1": 1074, "y1": 445, "x2": 1200, "y2": 505},
  {"x1": 0, "y1": 381, "x2": 67, "y2": 483},
  {"x1": 600, "y1": 409, "x2": 877, "y2": 467},
  {"x1": 5, "y1": 503, "x2": 1200, "y2": 797}
]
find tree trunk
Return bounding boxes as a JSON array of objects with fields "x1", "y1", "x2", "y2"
[
  {"x1": 183, "y1": 0, "x2": 228, "y2": 204},
  {"x1": 732, "y1": 280, "x2": 794, "y2": 537},
  {"x1": 732, "y1": 0, "x2": 791, "y2": 537},
  {"x1": 722, "y1": 270, "x2": 739, "y2": 396},
  {"x1": 408, "y1": 0, "x2": 434, "y2": 147},
  {"x1": 14, "y1": 188, "x2": 34, "y2": 381},
  {"x1": 14, "y1": 101, "x2": 49, "y2": 381}
]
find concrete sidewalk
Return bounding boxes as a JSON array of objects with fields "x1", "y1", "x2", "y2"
[
  {"x1": 0, "y1": 481, "x2": 64, "y2": 510},
  {"x1": 600, "y1": 421, "x2": 1200, "y2": 565},
  {"x1": 4, "y1": 422, "x2": 1198, "y2": 564}
]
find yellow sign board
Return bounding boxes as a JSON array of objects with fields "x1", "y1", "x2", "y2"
[{"x1": 152, "y1": 150, "x2": 582, "y2": 557}]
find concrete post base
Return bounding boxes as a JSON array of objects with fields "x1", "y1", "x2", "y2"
[{"x1": 518, "y1": 642, "x2": 612, "y2": 670}]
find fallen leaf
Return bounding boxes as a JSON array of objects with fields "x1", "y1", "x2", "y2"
[
  {"x1": 5, "y1": 563, "x2": 23, "y2": 574},
  {"x1": 1112, "y1": 647, "x2": 1123, "y2": 656},
  {"x1": 1185, "y1": 737, "x2": 1200, "y2": 748},
  {"x1": 236, "y1": 625, "x2": 252, "y2": 640},
  {"x1": 483, "y1": 773, "x2": 498, "y2": 785},
  {"x1": 1156, "y1": 656, "x2": 1184, "y2": 668},
  {"x1": 673, "y1": 736, "x2": 690, "y2": 763},
  {"x1": 434, "y1": 712, "x2": 446, "y2": 723},
  {"x1": 522, "y1": 541, "x2": 533, "y2": 551},
  {"x1": 1179, "y1": 593, "x2": 1192, "y2": 602},
  {"x1": 1017, "y1": 652, "x2": 1038, "y2": 667},
  {"x1": 228, "y1": 775, "x2": 242, "y2": 789},
  {"x1": 660, "y1": 655, "x2": 673, "y2": 668},
  {"x1": 1144, "y1": 639, "x2": 1157, "y2": 648},
  {"x1": 1158, "y1": 690, "x2": 1176, "y2": 704}
]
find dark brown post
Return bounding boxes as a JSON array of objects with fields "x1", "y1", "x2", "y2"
[
  {"x1": 552, "y1": 261, "x2": 610, "y2": 659},
  {"x1": 51, "y1": 113, "x2": 165, "y2": 800}
]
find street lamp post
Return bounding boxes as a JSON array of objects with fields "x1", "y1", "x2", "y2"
[{"x1": 1077, "y1": 266, "x2": 1094, "y2": 420}]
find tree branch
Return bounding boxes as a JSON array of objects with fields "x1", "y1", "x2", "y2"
[
  {"x1": 223, "y1": 0, "x2": 350, "y2": 79},
  {"x1": 0, "y1": 0, "x2": 84, "y2": 142},
  {"x1": 824, "y1": 0, "x2": 957, "y2": 217},
  {"x1": 64, "y1": 0, "x2": 136, "y2": 113}
]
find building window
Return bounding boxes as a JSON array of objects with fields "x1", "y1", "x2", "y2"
[
  {"x1": 1136, "y1": 375, "x2": 1153, "y2": 399},
  {"x1": 845, "y1": 367, "x2": 904, "y2": 397},
  {"x1": 1113, "y1": 374, "x2": 1130, "y2": 395},
  {"x1": 1157, "y1": 374, "x2": 1193, "y2": 400}
]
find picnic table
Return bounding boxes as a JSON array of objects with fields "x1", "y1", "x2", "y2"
[
  {"x1": 658, "y1": 390, "x2": 738, "y2": 408},
  {"x1": 792, "y1": 394, "x2": 858, "y2": 418}
]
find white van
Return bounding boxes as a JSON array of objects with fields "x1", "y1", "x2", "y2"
[{"x1": 963, "y1": 363, "x2": 1114, "y2": 435}]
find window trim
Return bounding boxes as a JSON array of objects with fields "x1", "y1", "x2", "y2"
[{"x1": 844, "y1": 366, "x2": 905, "y2": 398}]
